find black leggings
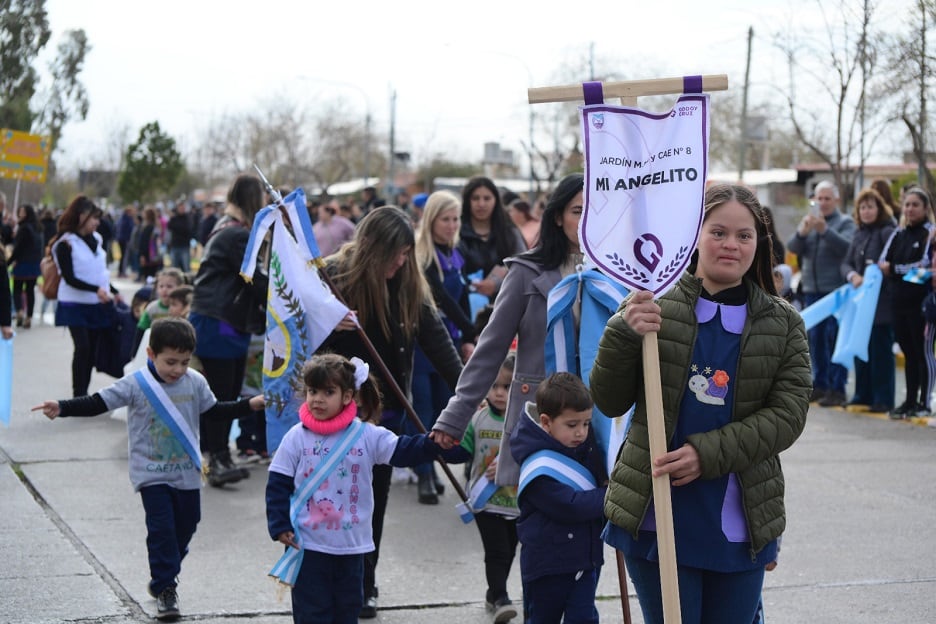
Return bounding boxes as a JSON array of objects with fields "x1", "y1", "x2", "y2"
[
  {"x1": 12, "y1": 279, "x2": 36, "y2": 317},
  {"x1": 198, "y1": 355, "x2": 246, "y2": 454},
  {"x1": 68, "y1": 325, "x2": 105, "y2": 397}
]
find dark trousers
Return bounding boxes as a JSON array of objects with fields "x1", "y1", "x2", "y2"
[
  {"x1": 525, "y1": 568, "x2": 600, "y2": 624},
  {"x1": 67, "y1": 325, "x2": 105, "y2": 397},
  {"x1": 894, "y1": 305, "x2": 928, "y2": 406},
  {"x1": 474, "y1": 511, "x2": 518, "y2": 603},
  {"x1": 363, "y1": 463, "x2": 392, "y2": 599},
  {"x1": 851, "y1": 323, "x2": 896, "y2": 409},
  {"x1": 199, "y1": 355, "x2": 246, "y2": 453},
  {"x1": 804, "y1": 292, "x2": 847, "y2": 393},
  {"x1": 12, "y1": 278, "x2": 36, "y2": 317},
  {"x1": 139, "y1": 485, "x2": 200, "y2": 595},
  {"x1": 292, "y1": 550, "x2": 363, "y2": 624},
  {"x1": 117, "y1": 240, "x2": 129, "y2": 275},
  {"x1": 625, "y1": 555, "x2": 764, "y2": 624},
  {"x1": 236, "y1": 410, "x2": 267, "y2": 453}
]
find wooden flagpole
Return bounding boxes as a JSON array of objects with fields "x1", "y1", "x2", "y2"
[{"x1": 528, "y1": 74, "x2": 728, "y2": 624}]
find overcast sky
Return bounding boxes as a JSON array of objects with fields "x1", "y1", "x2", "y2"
[{"x1": 43, "y1": 0, "x2": 912, "y2": 176}]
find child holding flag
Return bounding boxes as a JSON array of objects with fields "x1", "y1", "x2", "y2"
[
  {"x1": 265, "y1": 353, "x2": 455, "y2": 624},
  {"x1": 444, "y1": 354, "x2": 520, "y2": 623},
  {"x1": 34, "y1": 317, "x2": 265, "y2": 621}
]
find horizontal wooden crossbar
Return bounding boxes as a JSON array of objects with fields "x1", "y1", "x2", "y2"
[{"x1": 528, "y1": 74, "x2": 729, "y2": 104}]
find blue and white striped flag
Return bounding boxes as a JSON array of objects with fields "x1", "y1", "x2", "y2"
[
  {"x1": 903, "y1": 267, "x2": 932, "y2": 284},
  {"x1": 545, "y1": 267, "x2": 632, "y2": 476},
  {"x1": 240, "y1": 188, "x2": 349, "y2": 452}
]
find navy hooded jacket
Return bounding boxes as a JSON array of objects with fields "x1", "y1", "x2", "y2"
[{"x1": 509, "y1": 403, "x2": 607, "y2": 582}]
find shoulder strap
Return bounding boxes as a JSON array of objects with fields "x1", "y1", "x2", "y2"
[{"x1": 517, "y1": 448, "x2": 596, "y2": 497}]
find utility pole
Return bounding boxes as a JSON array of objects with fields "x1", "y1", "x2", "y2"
[
  {"x1": 386, "y1": 88, "x2": 397, "y2": 203},
  {"x1": 737, "y1": 26, "x2": 753, "y2": 183}
]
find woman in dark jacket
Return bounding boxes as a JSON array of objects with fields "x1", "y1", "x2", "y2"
[
  {"x1": 8, "y1": 204, "x2": 42, "y2": 328},
  {"x1": 457, "y1": 176, "x2": 526, "y2": 304},
  {"x1": 841, "y1": 188, "x2": 897, "y2": 412},
  {"x1": 190, "y1": 174, "x2": 269, "y2": 486},
  {"x1": 879, "y1": 187, "x2": 934, "y2": 418},
  {"x1": 321, "y1": 206, "x2": 463, "y2": 618},
  {"x1": 137, "y1": 206, "x2": 161, "y2": 281}
]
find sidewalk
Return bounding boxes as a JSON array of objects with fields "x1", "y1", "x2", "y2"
[{"x1": 2, "y1": 302, "x2": 935, "y2": 622}]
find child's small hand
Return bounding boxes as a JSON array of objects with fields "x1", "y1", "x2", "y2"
[
  {"x1": 277, "y1": 531, "x2": 299, "y2": 550},
  {"x1": 484, "y1": 458, "x2": 498, "y2": 480},
  {"x1": 429, "y1": 430, "x2": 460, "y2": 449},
  {"x1": 765, "y1": 560, "x2": 778, "y2": 572},
  {"x1": 32, "y1": 401, "x2": 61, "y2": 420},
  {"x1": 249, "y1": 394, "x2": 265, "y2": 411}
]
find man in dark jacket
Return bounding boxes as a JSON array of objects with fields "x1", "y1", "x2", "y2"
[
  {"x1": 787, "y1": 180, "x2": 856, "y2": 407},
  {"x1": 167, "y1": 202, "x2": 194, "y2": 272}
]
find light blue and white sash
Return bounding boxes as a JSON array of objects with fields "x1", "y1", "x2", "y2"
[
  {"x1": 517, "y1": 449, "x2": 597, "y2": 497},
  {"x1": 269, "y1": 418, "x2": 365, "y2": 586},
  {"x1": 134, "y1": 368, "x2": 201, "y2": 471}
]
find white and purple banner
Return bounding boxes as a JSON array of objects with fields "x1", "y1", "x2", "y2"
[{"x1": 580, "y1": 89, "x2": 710, "y2": 296}]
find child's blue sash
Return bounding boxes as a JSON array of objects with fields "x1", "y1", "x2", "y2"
[
  {"x1": 269, "y1": 419, "x2": 365, "y2": 586},
  {"x1": 134, "y1": 368, "x2": 201, "y2": 471},
  {"x1": 517, "y1": 449, "x2": 596, "y2": 497}
]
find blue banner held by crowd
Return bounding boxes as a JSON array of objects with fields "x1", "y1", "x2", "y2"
[
  {"x1": 799, "y1": 264, "x2": 883, "y2": 370},
  {"x1": 0, "y1": 337, "x2": 11, "y2": 426}
]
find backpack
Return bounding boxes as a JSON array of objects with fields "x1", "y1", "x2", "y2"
[{"x1": 40, "y1": 241, "x2": 64, "y2": 300}]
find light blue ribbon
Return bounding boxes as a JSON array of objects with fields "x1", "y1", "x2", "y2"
[
  {"x1": 518, "y1": 448, "x2": 596, "y2": 497},
  {"x1": 269, "y1": 419, "x2": 365, "y2": 586},
  {"x1": 241, "y1": 188, "x2": 319, "y2": 281},
  {"x1": 0, "y1": 337, "x2": 12, "y2": 427}
]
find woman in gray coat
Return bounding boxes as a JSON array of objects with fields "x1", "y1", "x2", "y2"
[{"x1": 431, "y1": 173, "x2": 586, "y2": 485}]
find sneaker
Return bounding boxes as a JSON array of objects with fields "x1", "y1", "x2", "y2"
[
  {"x1": 235, "y1": 449, "x2": 262, "y2": 464},
  {"x1": 155, "y1": 586, "x2": 180, "y2": 621},
  {"x1": 491, "y1": 596, "x2": 518, "y2": 623},
  {"x1": 809, "y1": 388, "x2": 826, "y2": 403},
  {"x1": 889, "y1": 402, "x2": 912, "y2": 419},
  {"x1": 207, "y1": 451, "x2": 246, "y2": 487},
  {"x1": 818, "y1": 391, "x2": 847, "y2": 407},
  {"x1": 912, "y1": 404, "x2": 931, "y2": 417}
]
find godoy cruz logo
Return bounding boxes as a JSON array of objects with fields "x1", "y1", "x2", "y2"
[{"x1": 592, "y1": 114, "x2": 604, "y2": 130}]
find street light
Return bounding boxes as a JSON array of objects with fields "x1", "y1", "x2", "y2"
[{"x1": 297, "y1": 75, "x2": 373, "y2": 191}]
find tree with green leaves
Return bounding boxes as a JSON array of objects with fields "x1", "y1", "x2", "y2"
[
  {"x1": 0, "y1": 0, "x2": 90, "y2": 146},
  {"x1": 117, "y1": 122, "x2": 185, "y2": 203}
]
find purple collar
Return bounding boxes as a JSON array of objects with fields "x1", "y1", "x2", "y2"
[{"x1": 695, "y1": 298, "x2": 746, "y2": 334}]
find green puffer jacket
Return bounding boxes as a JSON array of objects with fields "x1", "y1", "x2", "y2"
[{"x1": 590, "y1": 272, "x2": 811, "y2": 557}]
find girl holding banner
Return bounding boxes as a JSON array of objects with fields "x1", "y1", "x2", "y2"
[{"x1": 591, "y1": 184, "x2": 811, "y2": 624}]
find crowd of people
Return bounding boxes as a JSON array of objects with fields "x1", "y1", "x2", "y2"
[{"x1": 6, "y1": 170, "x2": 936, "y2": 624}]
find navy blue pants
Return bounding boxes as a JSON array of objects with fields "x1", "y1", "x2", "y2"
[
  {"x1": 525, "y1": 568, "x2": 600, "y2": 624},
  {"x1": 408, "y1": 364, "x2": 452, "y2": 476},
  {"x1": 851, "y1": 323, "x2": 895, "y2": 409},
  {"x1": 292, "y1": 550, "x2": 364, "y2": 624},
  {"x1": 139, "y1": 485, "x2": 200, "y2": 595},
  {"x1": 625, "y1": 555, "x2": 764, "y2": 624}
]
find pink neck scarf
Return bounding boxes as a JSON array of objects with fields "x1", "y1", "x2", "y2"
[{"x1": 299, "y1": 400, "x2": 358, "y2": 435}]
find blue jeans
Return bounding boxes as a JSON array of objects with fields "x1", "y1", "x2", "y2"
[
  {"x1": 169, "y1": 246, "x2": 190, "y2": 272},
  {"x1": 140, "y1": 485, "x2": 200, "y2": 595},
  {"x1": 625, "y1": 555, "x2": 764, "y2": 624},
  {"x1": 408, "y1": 363, "x2": 453, "y2": 476},
  {"x1": 804, "y1": 292, "x2": 847, "y2": 393},
  {"x1": 292, "y1": 550, "x2": 363, "y2": 624},
  {"x1": 525, "y1": 568, "x2": 600, "y2": 624}
]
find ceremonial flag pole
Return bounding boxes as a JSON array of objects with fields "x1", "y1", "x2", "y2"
[
  {"x1": 251, "y1": 166, "x2": 471, "y2": 507},
  {"x1": 529, "y1": 75, "x2": 727, "y2": 624}
]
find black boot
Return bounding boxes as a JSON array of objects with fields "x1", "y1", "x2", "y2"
[
  {"x1": 433, "y1": 471, "x2": 445, "y2": 495},
  {"x1": 417, "y1": 472, "x2": 438, "y2": 504},
  {"x1": 207, "y1": 450, "x2": 246, "y2": 487}
]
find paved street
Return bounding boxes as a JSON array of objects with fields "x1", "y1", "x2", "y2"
[{"x1": 2, "y1": 290, "x2": 935, "y2": 623}]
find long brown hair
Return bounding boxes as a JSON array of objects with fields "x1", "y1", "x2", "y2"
[
  {"x1": 331, "y1": 206, "x2": 431, "y2": 340},
  {"x1": 56, "y1": 195, "x2": 101, "y2": 236}
]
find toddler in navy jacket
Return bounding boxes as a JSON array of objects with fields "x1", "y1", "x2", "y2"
[{"x1": 509, "y1": 372, "x2": 607, "y2": 624}]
